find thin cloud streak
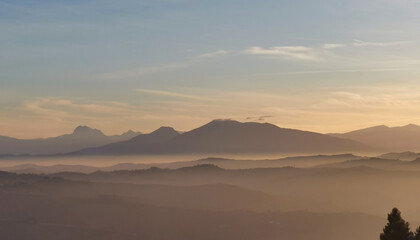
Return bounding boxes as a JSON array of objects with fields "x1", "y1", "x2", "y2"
[
  {"x1": 93, "y1": 39, "x2": 415, "y2": 80},
  {"x1": 93, "y1": 62, "x2": 191, "y2": 80},
  {"x1": 323, "y1": 40, "x2": 412, "y2": 49},
  {"x1": 322, "y1": 43, "x2": 346, "y2": 49},
  {"x1": 244, "y1": 39, "x2": 414, "y2": 62},
  {"x1": 135, "y1": 89, "x2": 208, "y2": 100},
  {"x1": 352, "y1": 39, "x2": 412, "y2": 47},
  {"x1": 199, "y1": 50, "x2": 228, "y2": 58},
  {"x1": 251, "y1": 67, "x2": 418, "y2": 77},
  {"x1": 244, "y1": 46, "x2": 321, "y2": 61},
  {"x1": 93, "y1": 50, "x2": 228, "y2": 80}
]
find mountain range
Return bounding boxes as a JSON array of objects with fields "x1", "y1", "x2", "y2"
[
  {"x1": 329, "y1": 124, "x2": 420, "y2": 151},
  {"x1": 73, "y1": 120, "x2": 369, "y2": 155},
  {"x1": 0, "y1": 126, "x2": 141, "y2": 155},
  {"x1": 5, "y1": 121, "x2": 420, "y2": 156}
]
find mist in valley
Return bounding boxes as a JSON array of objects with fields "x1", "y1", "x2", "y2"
[{"x1": 2, "y1": 151, "x2": 420, "y2": 240}]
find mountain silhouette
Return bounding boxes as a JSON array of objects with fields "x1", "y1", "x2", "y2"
[
  {"x1": 0, "y1": 126, "x2": 141, "y2": 155},
  {"x1": 72, "y1": 120, "x2": 370, "y2": 155},
  {"x1": 72, "y1": 126, "x2": 105, "y2": 136},
  {"x1": 329, "y1": 124, "x2": 420, "y2": 151},
  {"x1": 75, "y1": 126, "x2": 179, "y2": 155}
]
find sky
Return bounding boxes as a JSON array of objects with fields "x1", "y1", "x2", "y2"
[{"x1": 2, "y1": 0, "x2": 420, "y2": 138}]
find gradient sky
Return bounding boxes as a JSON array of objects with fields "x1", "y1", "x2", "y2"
[{"x1": 2, "y1": 0, "x2": 420, "y2": 138}]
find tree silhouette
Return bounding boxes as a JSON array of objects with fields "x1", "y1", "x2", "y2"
[
  {"x1": 414, "y1": 226, "x2": 420, "y2": 240},
  {"x1": 380, "y1": 208, "x2": 411, "y2": 240}
]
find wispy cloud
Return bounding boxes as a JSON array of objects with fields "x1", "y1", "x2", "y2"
[
  {"x1": 93, "y1": 50, "x2": 228, "y2": 80},
  {"x1": 94, "y1": 39, "x2": 414, "y2": 80},
  {"x1": 135, "y1": 89, "x2": 207, "y2": 100},
  {"x1": 330, "y1": 91, "x2": 363, "y2": 100},
  {"x1": 257, "y1": 67, "x2": 417, "y2": 76},
  {"x1": 322, "y1": 43, "x2": 346, "y2": 49},
  {"x1": 244, "y1": 46, "x2": 321, "y2": 61},
  {"x1": 199, "y1": 50, "x2": 228, "y2": 58},
  {"x1": 323, "y1": 40, "x2": 411, "y2": 49},
  {"x1": 93, "y1": 62, "x2": 191, "y2": 80},
  {"x1": 246, "y1": 115, "x2": 273, "y2": 121},
  {"x1": 22, "y1": 97, "x2": 141, "y2": 119},
  {"x1": 352, "y1": 39, "x2": 411, "y2": 47},
  {"x1": 244, "y1": 39, "x2": 415, "y2": 63}
]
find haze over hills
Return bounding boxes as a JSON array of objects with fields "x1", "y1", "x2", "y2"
[
  {"x1": 0, "y1": 168, "x2": 387, "y2": 240},
  {"x1": 1, "y1": 154, "x2": 363, "y2": 174},
  {"x1": 43, "y1": 163, "x2": 420, "y2": 221},
  {"x1": 73, "y1": 120, "x2": 371, "y2": 155},
  {"x1": 330, "y1": 124, "x2": 420, "y2": 151},
  {"x1": 0, "y1": 126, "x2": 141, "y2": 155},
  {"x1": 379, "y1": 151, "x2": 420, "y2": 161},
  {"x1": 316, "y1": 157, "x2": 420, "y2": 171}
]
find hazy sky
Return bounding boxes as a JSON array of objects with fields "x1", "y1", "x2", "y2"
[{"x1": 2, "y1": 0, "x2": 420, "y2": 138}]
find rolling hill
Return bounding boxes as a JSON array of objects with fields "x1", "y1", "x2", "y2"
[
  {"x1": 0, "y1": 170, "x2": 386, "y2": 240},
  {"x1": 2, "y1": 154, "x2": 364, "y2": 173}
]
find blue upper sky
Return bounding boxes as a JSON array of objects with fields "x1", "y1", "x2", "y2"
[{"x1": 2, "y1": 0, "x2": 420, "y2": 138}]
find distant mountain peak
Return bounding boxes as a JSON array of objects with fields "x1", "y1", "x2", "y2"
[
  {"x1": 207, "y1": 119, "x2": 239, "y2": 126},
  {"x1": 73, "y1": 126, "x2": 104, "y2": 136},
  {"x1": 372, "y1": 123, "x2": 420, "y2": 130},
  {"x1": 373, "y1": 125, "x2": 389, "y2": 129},
  {"x1": 401, "y1": 123, "x2": 420, "y2": 128},
  {"x1": 206, "y1": 119, "x2": 274, "y2": 128},
  {"x1": 331, "y1": 123, "x2": 420, "y2": 152},
  {"x1": 355, "y1": 125, "x2": 389, "y2": 132},
  {"x1": 149, "y1": 126, "x2": 179, "y2": 137},
  {"x1": 212, "y1": 119, "x2": 236, "y2": 122},
  {"x1": 0, "y1": 126, "x2": 145, "y2": 155},
  {"x1": 121, "y1": 129, "x2": 139, "y2": 137},
  {"x1": 153, "y1": 126, "x2": 176, "y2": 132}
]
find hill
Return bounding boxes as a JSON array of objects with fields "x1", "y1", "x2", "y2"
[
  {"x1": 379, "y1": 151, "x2": 420, "y2": 161},
  {"x1": 317, "y1": 157, "x2": 420, "y2": 171},
  {"x1": 48, "y1": 164, "x2": 420, "y2": 221}
]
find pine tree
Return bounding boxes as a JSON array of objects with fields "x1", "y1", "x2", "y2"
[
  {"x1": 414, "y1": 226, "x2": 420, "y2": 240},
  {"x1": 380, "y1": 208, "x2": 411, "y2": 240}
]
